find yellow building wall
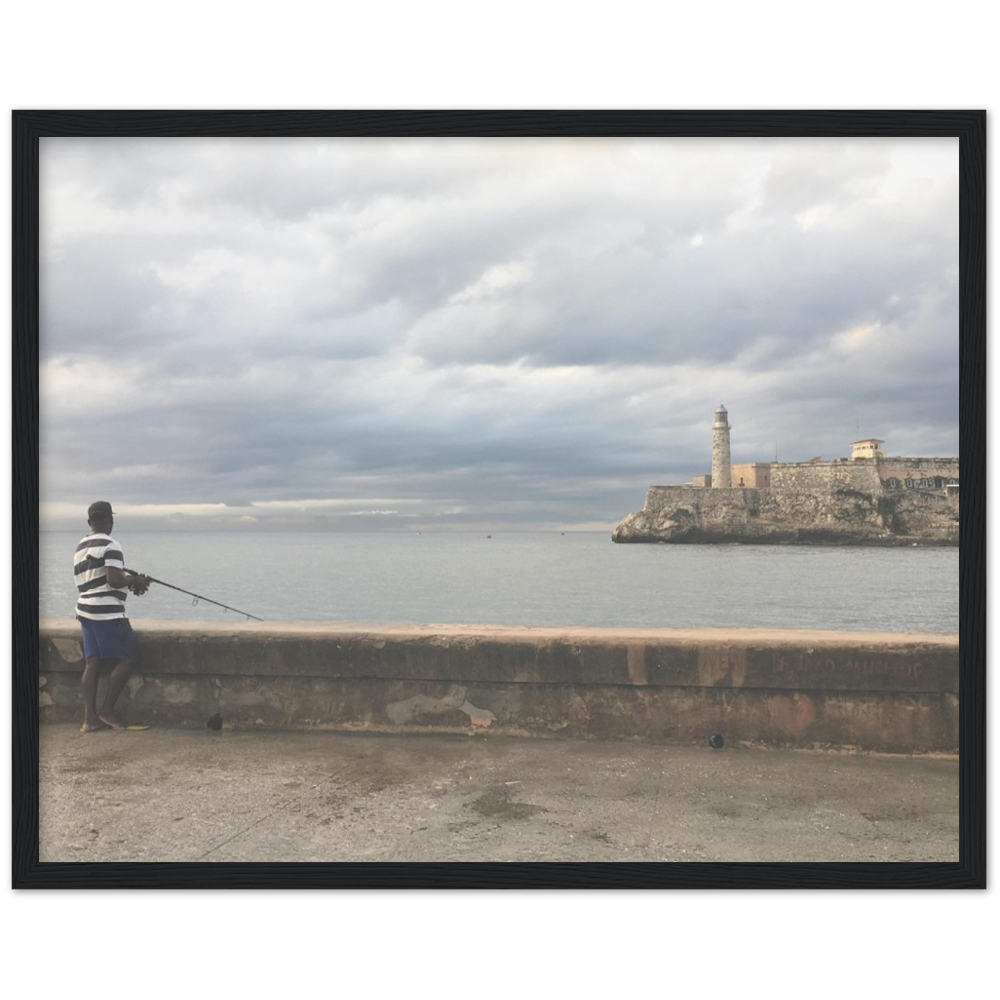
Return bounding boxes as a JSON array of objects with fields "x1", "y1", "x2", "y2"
[{"x1": 730, "y1": 463, "x2": 773, "y2": 488}]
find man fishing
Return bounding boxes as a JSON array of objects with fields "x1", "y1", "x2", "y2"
[{"x1": 73, "y1": 501, "x2": 153, "y2": 732}]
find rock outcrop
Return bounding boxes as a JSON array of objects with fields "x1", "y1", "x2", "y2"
[{"x1": 612, "y1": 486, "x2": 959, "y2": 545}]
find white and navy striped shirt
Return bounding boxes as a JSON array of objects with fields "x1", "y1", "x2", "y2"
[{"x1": 74, "y1": 533, "x2": 129, "y2": 620}]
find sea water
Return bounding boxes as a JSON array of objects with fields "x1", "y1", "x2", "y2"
[{"x1": 41, "y1": 530, "x2": 960, "y2": 634}]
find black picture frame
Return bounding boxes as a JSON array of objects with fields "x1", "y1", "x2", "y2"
[{"x1": 13, "y1": 110, "x2": 985, "y2": 889}]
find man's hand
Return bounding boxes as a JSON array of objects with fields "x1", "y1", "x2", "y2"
[{"x1": 108, "y1": 565, "x2": 152, "y2": 595}]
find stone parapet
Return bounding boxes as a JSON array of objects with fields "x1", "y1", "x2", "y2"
[{"x1": 39, "y1": 619, "x2": 959, "y2": 752}]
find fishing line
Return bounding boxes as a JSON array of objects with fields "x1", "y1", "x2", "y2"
[{"x1": 124, "y1": 568, "x2": 264, "y2": 621}]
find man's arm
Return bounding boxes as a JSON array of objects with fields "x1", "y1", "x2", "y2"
[{"x1": 106, "y1": 566, "x2": 152, "y2": 596}]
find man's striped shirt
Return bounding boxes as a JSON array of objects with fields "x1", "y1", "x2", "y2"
[{"x1": 74, "y1": 533, "x2": 128, "y2": 620}]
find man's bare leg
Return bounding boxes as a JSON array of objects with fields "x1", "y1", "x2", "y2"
[
  {"x1": 97, "y1": 660, "x2": 135, "y2": 729},
  {"x1": 97, "y1": 657, "x2": 135, "y2": 729},
  {"x1": 80, "y1": 655, "x2": 108, "y2": 732}
]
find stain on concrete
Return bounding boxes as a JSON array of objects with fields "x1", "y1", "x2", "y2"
[
  {"x1": 157, "y1": 680, "x2": 201, "y2": 706},
  {"x1": 479, "y1": 687, "x2": 522, "y2": 724},
  {"x1": 710, "y1": 799, "x2": 751, "y2": 818},
  {"x1": 39, "y1": 674, "x2": 54, "y2": 708},
  {"x1": 462, "y1": 700, "x2": 497, "y2": 727},
  {"x1": 231, "y1": 686, "x2": 285, "y2": 712},
  {"x1": 627, "y1": 646, "x2": 648, "y2": 685},
  {"x1": 729, "y1": 649, "x2": 747, "y2": 688},
  {"x1": 386, "y1": 685, "x2": 465, "y2": 724},
  {"x1": 386, "y1": 684, "x2": 497, "y2": 728},
  {"x1": 51, "y1": 638, "x2": 83, "y2": 662},
  {"x1": 768, "y1": 693, "x2": 817, "y2": 736},
  {"x1": 468, "y1": 784, "x2": 547, "y2": 821},
  {"x1": 698, "y1": 645, "x2": 748, "y2": 687},
  {"x1": 568, "y1": 693, "x2": 589, "y2": 722}
]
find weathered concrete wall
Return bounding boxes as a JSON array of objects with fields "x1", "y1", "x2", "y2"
[
  {"x1": 612, "y1": 483, "x2": 958, "y2": 544},
  {"x1": 39, "y1": 619, "x2": 959, "y2": 752}
]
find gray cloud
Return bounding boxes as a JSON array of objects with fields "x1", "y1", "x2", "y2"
[{"x1": 39, "y1": 136, "x2": 959, "y2": 530}]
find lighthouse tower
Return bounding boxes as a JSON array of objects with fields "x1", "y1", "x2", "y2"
[{"x1": 712, "y1": 404, "x2": 731, "y2": 488}]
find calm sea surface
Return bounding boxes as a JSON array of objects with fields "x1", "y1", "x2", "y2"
[{"x1": 41, "y1": 531, "x2": 960, "y2": 634}]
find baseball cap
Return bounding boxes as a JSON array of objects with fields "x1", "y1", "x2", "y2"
[{"x1": 88, "y1": 501, "x2": 114, "y2": 518}]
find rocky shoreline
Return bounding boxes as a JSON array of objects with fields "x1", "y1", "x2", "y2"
[{"x1": 612, "y1": 485, "x2": 959, "y2": 546}]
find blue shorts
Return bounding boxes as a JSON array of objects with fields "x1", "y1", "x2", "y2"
[{"x1": 77, "y1": 617, "x2": 138, "y2": 661}]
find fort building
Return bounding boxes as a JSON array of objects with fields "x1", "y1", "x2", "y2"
[
  {"x1": 730, "y1": 463, "x2": 772, "y2": 488},
  {"x1": 616, "y1": 406, "x2": 959, "y2": 545},
  {"x1": 691, "y1": 409, "x2": 957, "y2": 496},
  {"x1": 852, "y1": 438, "x2": 886, "y2": 460}
]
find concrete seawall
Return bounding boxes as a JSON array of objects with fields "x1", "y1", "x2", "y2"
[{"x1": 38, "y1": 619, "x2": 959, "y2": 752}]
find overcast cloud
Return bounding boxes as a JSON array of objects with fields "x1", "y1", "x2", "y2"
[{"x1": 38, "y1": 136, "x2": 959, "y2": 532}]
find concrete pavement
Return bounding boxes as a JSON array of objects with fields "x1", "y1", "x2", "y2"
[{"x1": 38, "y1": 723, "x2": 959, "y2": 863}]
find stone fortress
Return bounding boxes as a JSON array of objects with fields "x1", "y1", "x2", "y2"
[{"x1": 612, "y1": 405, "x2": 959, "y2": 545}]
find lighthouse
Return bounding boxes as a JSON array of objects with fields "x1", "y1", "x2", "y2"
[{"x1": 712, "y1": 404, "x2": 731, "y2": 488}]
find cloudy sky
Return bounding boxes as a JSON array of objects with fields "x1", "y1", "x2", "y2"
[{"x1": 38, "y1": 136, "x2": 959, "y2": 532}]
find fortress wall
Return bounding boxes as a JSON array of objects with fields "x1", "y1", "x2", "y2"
[
  {"x1": 646, "y1": 484, "x2": 750, "y2": 514},
  {"x1": 693, "y1": 459, "x2": 959, "y2": 494},
  {"x1": 879, "y1": 458, "x2": 960, "y2": 486},
  {"x1": 38, "y1": 619, "x2": 959, "y2": 752},
  {"x1": 768, "y1": 461, "x2": 884, "y2": 493}
]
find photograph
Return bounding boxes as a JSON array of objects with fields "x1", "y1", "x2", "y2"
[{"x1": 15, "y1": 111, "x2": 985, "y2": 887}]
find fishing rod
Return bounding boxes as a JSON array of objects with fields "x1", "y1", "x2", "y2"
[{"x1": 124, "y1": 569, "x2": 264, "y2": 621}]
